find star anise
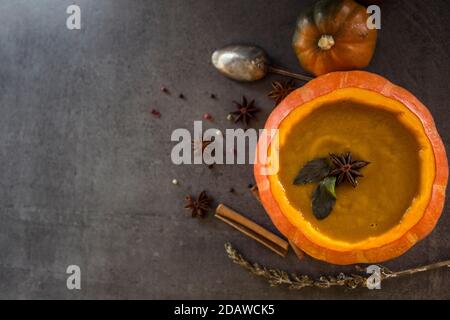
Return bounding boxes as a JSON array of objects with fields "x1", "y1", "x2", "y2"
[
  {"x1": 192, "y1": 138, "x2": 212, "y2": 155},
  {"x1": 230, "y1": 96, "x2": 260, "y2": 126},
  {"x1": 329, "y1": 152, "x2": 369, "y2": 187},
  {"x1": 267, "y1": 80, "x2": 296, "y2": 105},
  {"x1": 184, "y1": 191, "x2": 211, "y2": 218}
]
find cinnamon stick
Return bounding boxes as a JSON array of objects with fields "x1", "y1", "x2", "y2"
[
  {"x1": 215, "y1": 204, "x2": 289, "y2": 257},
  {"x1": 250, "y1": 184, "x2": 305, "y2": 260},
  {"x1": 289, "y1": 240, "x2": 305, "y2": 260}
]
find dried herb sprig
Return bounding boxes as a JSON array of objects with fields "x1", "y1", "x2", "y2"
[{"x1": 225, "y1": 242, "x2": 450, "y2": 290}]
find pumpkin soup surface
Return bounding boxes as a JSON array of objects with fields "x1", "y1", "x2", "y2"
[{"x1": 277, "y1": 100, "x2": 422, "y2": 242}]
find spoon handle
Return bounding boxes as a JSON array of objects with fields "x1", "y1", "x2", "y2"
[{"x1": 268, "y1": 66, "x2": 313, "y2": 82}]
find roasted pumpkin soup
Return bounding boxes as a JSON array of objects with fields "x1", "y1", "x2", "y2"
[
  {"x1": 258, "y1": 73, "x2": 444, "y2": 264},
  {"x1": 276, "y1": 100, "x2": 422, "y2": 243}
]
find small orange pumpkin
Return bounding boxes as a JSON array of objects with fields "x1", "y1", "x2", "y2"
[
  {"x1": 254, "y1": 71, "x2": 448, "y2": 265},
  {"x1": 292, "y1": 0, "x2": 377, "y2": 76}
]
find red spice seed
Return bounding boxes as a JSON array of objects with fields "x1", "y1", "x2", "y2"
[
  {"x1": 151, "y1": 109, "x2": 161, "y2": 118},
  {"x1": 203, "y1": 113, "x2": 212, "y2": 120}
]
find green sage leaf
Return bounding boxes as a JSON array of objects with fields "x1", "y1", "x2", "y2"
[
  {"x1": 312, "y1": 176, "x2": 337, "y2": 220},
  {"x1": 293, "y1": 157, "x2": 331, "y2": 185}
]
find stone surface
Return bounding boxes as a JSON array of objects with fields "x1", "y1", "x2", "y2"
[{"x1": 0, "y1": 0, "x2": 449, "y2": 299}]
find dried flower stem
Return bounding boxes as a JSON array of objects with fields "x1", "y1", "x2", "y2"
[{"x1": 225, "y1": 242, "x2": 450, "y2": 290}]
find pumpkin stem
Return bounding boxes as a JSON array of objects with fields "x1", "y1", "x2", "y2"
[{"x1": 318, "y1": 35, "x2": 335, "y2": 50}]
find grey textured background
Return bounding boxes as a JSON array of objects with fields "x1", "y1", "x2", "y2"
[{"x1": 0, "y1": 0, "x2": 449, "y2": 299}]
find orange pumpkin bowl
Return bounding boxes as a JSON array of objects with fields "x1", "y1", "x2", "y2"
[{"x1": 254, "y1": 71, "x2": 448, "y2": 265}]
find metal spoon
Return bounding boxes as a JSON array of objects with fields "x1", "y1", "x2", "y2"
[{"x1": 211, "y1": 45, "x2": 313, "y2": 82}]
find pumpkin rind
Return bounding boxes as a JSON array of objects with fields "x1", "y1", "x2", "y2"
[
  {"x1": 292, "y1": 0, "x2": 377, "y2": 76},
  {"x1": 254, "y1": 71, "x2": 448, "y2": 265}
]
